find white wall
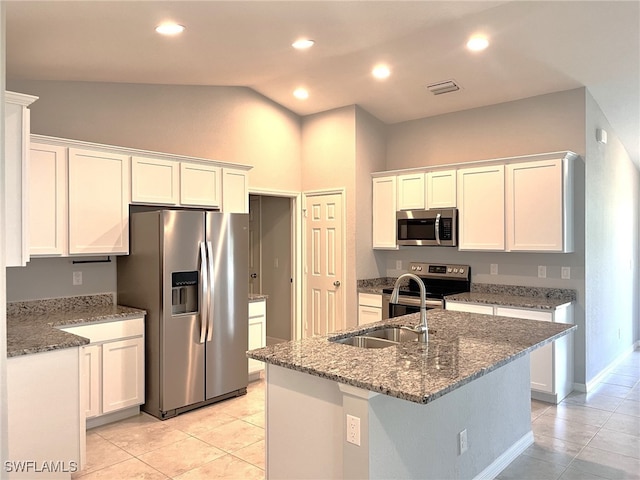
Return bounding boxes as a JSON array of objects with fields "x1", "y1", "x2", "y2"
[
  {"x1": 6, "y1": 79, "x2": 302, "y2": 193},
  {"x1": 384, "y1": 88, "x2": 589, "y2": 384},
  {"x1": 584, "y1": 91, "x2": 640, "y2": 384}
]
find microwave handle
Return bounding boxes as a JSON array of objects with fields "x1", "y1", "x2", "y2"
[{"x1": 435, "y1": 212, "x2": 441, "y2": 245}]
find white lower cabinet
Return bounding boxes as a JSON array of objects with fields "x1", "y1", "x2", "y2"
[
  {"x1": 358, "y1": 292, "x2": 383, "y2": 325},
  {"x1": 60, "y1": 316, "x2": 145, "y2": 427},
  {"x1": 249, "y1": 300, "x2": 267, "y2": 380},
  {"x1": 446, "y1": 300, "x2": 573, "y2": 403}
]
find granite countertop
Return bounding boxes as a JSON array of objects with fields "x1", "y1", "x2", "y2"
[
  {"x1": 445, "y1": 284, "x2": 576, "y2": 310},
  {"x1": 247, "y1": 310, "x2": 575, "y2": 405},
  {"x1": 7, "y1": 295, "x2": 146, "y2": 358}
]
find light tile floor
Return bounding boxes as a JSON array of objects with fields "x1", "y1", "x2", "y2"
[{"x1": 75, "y1": 350, "x2": 639, "y2": 479}]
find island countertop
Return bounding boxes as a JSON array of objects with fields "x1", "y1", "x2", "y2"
[{"x1": 247, "y1": 309, "x2": 576, "y2": 404}]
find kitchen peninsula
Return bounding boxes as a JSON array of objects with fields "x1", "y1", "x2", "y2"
[{"x1": 248, "y1": 310, "x2": 576, "y2": 479}]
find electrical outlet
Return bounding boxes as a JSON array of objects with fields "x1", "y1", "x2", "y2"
[
  {"x1": 490, "y1": 264, "x2": 498, "y2": 275},
  {"x1": 346, "y1": 414, "x2": 361, "y2": 446},
  {"x1": 459, "y1": 429, "x2": 468, "y2": 455},
  {"x1": 396, "y1": 260, "x2": 402, "y2": 270},
  {"x1": 561, "y1": 267, "x2": 571, "y2": 280},
  {"x1": 538, "y1": 265, "x2": 547, "y2": 278},
  {"x1": 73, "y1": 271, "x2": 83, "y2": 286}
]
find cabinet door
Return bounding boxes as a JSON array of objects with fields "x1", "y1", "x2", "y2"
[
  {"x1": 29, "y1": 143, "x2": 68, "y2": 256},
  {"x1": 81, "y1": 344, "x2": 102, "y2": 419},
  {"x1": 222, "y1": 168, "x2": 249, "y2": 213},
  {"x1": 68, "y1": 148, "x2": 130, "y2": 255},
  {"x1": 397, "y1": 173, "x2": 426, "y2": 210},
  {"x1": 358, "y1": 305, "x2": 382, "y2": 325},
  {"x1": 426, "y1": 170, "x2": 456, "y2": 208},
  {"x1": 506, "y1": 159, "x2": 567, "y2": 252},
  {"x1": 180, "y1": 162, "x2": 221, "y2": 207},
  {"x1": 131, "y1": 156, "x2": 179, "y2": 205},
  {"x1": 102, "y1": 337, "x2": 145, "y2": 413},
  {"x1": 457, "y1": 165, "x2": 505, "y2": 251},
  {"x1": 248, "y1": 300, "x2": 267, "y2": 376},
  {"x1": 496, "y1": 307, "x2": 554, "y2": 394},
  {"x1": 372, "y1": 176, "x2": 398, "y2": 249}
]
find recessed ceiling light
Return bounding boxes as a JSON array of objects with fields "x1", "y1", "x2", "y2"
[
  {"x1": 292, "y1": 39, "x2": 315, "y2": 50},
  {"x1": 467, "y1": 35, "x2": 489, "y2": 52},
  {"x1": 372, "y1": 64, "x2": 391, "y2": 79},
  {"x1": 293, "y1": 88, "x2": 309, "y2": 100},
  {"x1": 155, "y1": 23, "x2": 186, "y2": 36}
]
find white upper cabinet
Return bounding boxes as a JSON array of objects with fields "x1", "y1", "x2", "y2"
[
  {"x1": 222, "y1": 167, "x2": 249, "y2": 213},
  {"x1": 426, "y1": 169, "x2": 456, "y2": 208},
  {"x1": 4, "y1": 91, "x2": 38, "y2": 267},
  {"x1": 29, "y1": 142, "x2": 68, "y2": 256},
  {"x1": 506, "y1": 158, "x2": 573, "y2": 252},
  {"x1": 396, "y1": 173, "x2": 426, "y2": 210},
  {"x1": 68, "y1": 148, "x2": 130, "y2": 255},
  {"x1": 131, "y1": 156, "x2": 179, "y2": 205},
  {"x1": 180, "y1": 162, "x2": 222, "y2": 208},
  {"x1": 372, "y1": 176, "x2": 398, "y2": 249},
  {"x1": 457, "y1": 164, "x2": 505, "y2": 251}
]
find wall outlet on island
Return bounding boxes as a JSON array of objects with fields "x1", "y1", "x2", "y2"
[
  {"x1": 346, "y1": 414, "x2": 361, "y2": 446},
  {"x1": 459, "y1": 429, "x2": 468, "y2": 455}
]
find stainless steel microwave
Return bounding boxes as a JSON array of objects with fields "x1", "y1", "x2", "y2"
[{"x1": 396, "y1": 209, "x2": 457, "y2": 246}]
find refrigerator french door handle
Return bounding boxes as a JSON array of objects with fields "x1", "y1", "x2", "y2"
[
  {"x1": 206, "y1": 240, "x2": 215, "y2": 342},
  {"x1": 199, "y1": 241, "x2": 208, "y2": 344}
]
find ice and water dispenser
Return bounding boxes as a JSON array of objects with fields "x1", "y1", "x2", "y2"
[{"x1": 171, "y1": 271, "x2": 198, "y2": 315}]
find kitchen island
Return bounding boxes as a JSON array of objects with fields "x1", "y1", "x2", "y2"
[{"x1": 248, "y1": 309, "x2": 575, "y2": 479}]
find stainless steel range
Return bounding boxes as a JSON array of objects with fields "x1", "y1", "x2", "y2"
[{"x1": 382, "y1": 263, "x2": 471, "y2": 319}]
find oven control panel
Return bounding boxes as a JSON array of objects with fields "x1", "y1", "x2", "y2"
[{"x1": 409, "y1": 262, "x2": 470, "y2": 279}]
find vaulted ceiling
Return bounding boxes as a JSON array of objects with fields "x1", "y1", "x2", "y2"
[{"x1": 6, "y1": 1, "x2": 639, "y2": 167}]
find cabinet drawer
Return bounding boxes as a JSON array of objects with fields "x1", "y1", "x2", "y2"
[
  {"x1": 60, "y1": 316, "x2": 144, "y2": 343},
  {"x1": 249, "y1": 300, "x2": 266, "y2": 318},
  {"x1": 358, "y1": 293, "x2": 382, "y2": 308},
  {"x1": 446, "y1": 301, "x2": 494, "y2": 315},
  {"x1": 495, "y1": 307, "x2": 553, "y2": 322}
]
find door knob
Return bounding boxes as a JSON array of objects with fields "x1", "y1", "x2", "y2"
[
  {"x1": 333, "y1": 281, "x2": 341, "y2": 287},
  {"x1": 250, "y1": 273, "x2": 258, "y2": 279}
]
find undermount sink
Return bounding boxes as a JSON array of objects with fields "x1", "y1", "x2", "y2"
[{"x1": 331, "y1": 327, "x2": 422, "y2": 349}]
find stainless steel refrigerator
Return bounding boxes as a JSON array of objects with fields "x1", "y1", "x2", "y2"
[{"x1": 117, "y1": 209, "x2": 249, "y2": 419}]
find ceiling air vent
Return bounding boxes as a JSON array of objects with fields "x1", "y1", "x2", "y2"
[{"x1": 425, "y1": 80, "x2": 460, "y2": 96}]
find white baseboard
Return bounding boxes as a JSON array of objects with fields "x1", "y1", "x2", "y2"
[
  {"x1": 474, "y1": 431, "x2": 534, "y2": 480},
  {"x1": 86, "y1": 406, "x2": 140, "y2": 429},
  {"x1": 574, "y1": 341, "x2": 640, "y2": 393}
]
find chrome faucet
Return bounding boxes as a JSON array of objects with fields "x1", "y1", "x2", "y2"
[{"x1": 390, "y1": 273, "x2": 428, "y2": 343}]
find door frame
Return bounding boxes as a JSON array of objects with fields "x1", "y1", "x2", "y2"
[
  {"x1": 302, "y1": 188, "x2": 347, "y2": 338},
  {"x1": 248, "y1": 187, "x2": 303, "y2": 340}
]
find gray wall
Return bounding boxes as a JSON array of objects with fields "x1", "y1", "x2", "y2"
[
  {"x1": 584, "y1": 91, "x2": 640, "y2": 384},
  {"x1": 383, "y1": 88, "x2": 590, "y2": 384},
  {"x1": 260, "y1": 196, "x2": 293, "y2": 342},
  {"x1": 6, "y1": 79, "x2": 302, "y2": 193},
  {"x1": 6, "y1": 257, "x2": 116, "y2": 302}
]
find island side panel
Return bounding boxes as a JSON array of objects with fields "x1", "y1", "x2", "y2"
[
  {"x1": 266, "y1": 365, "x2": 343, "y2": 479},
  {"x1": 367, "y1": 354, "x2": 533, "y2": 479}
]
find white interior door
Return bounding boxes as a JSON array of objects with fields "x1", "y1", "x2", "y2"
[
  {"x1": 248, "y1": 196, "x2": 262, "y2": 294},
  {"x1": 304, "y1": 192, "x2": 344, "y2": 337}
]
